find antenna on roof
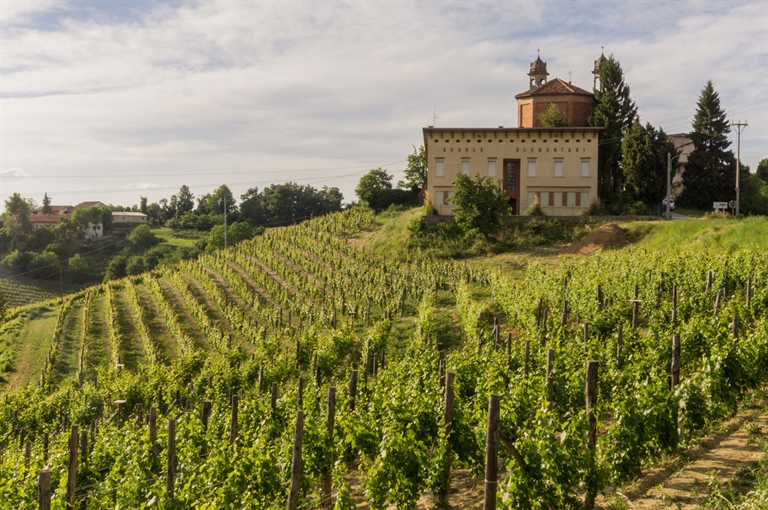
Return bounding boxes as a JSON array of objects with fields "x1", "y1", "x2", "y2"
[
  {"x1": 568, "y1": 70, "x2": 573, "y2": 83},
  {"x1": 432, "y1": 104, "x2": 439, "y2": 127}
]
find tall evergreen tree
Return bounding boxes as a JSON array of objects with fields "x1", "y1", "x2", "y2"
[
  {"x1": 680, "y1": 81, "x2": 735, "y2": 209},
  {"x1": 589, "y1": 55, "x2": 637, "y2": 206},
  {"x1": 622, "y1": 122, "x2": 678, "y2": 210},
  {"x1": 42, "y1": 193, "x2": 52, "y2": 214}
]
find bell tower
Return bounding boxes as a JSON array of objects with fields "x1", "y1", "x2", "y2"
[
  {"x1": 528, "y1": 50, "x2": 549, "y2": 89},
  {"x1": 592, "y1": 48, "x2": 607, "y2": 90}
]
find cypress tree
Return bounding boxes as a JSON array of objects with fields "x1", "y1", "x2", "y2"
[
  {"x1": 589, "y1": 55, "x2": 637, "y2": 207},
  {"x1": 680, "y1": 81, "x2": 735, "y2": 209}
]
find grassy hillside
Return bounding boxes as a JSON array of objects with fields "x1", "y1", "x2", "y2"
[{"x1": 1, "y1": 207, "x2": 768, "y2": 508}]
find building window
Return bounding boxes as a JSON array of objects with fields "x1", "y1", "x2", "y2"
[
  {"x1": 547, "y1": 191, "x2": 554, "y2": 207},
  {"x1": 435, "y1": 159, "x2": 445, "y2": 177},
  {"x1": 527, "y1": 160, "x2": 537, "y2": 177},
  {"x1": 567, "y1": 192, "x2": 576, "y2": 207},
  {"x1": 581, "y1": 192, "x2": 590, "y2": 207},
  {"x1": 461, "y1": 159, "x2": 471, "y2": 176},
  {"x1": 434, "y1": 190, "x2": 453, "y2": 206},
  {"x1": 554, "y1": 160, "x2": 563, "y2": 177},
  {"x1": 487, "y1": 159, "x2": 497, "y2": 177},
  {"x1": 581, "y1": 160, "x2": 591, "y2": 177}
]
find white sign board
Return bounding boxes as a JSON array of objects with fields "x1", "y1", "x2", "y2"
[{"x1": 713, "y1": 202, "x2": 728, "y2": 210}]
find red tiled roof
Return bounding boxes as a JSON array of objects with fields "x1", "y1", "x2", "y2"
[
  {"x1": 28, "y1": 214, "x2": 62, "y2": 224},
  {"x1": 32, "y1": 205, "x2": 73, "y2": 214},
  {"x1": 75, "y1": 201, "x2": 104, "y2": 209},
  {"x1": 515, "y1": 78, "x2": 593, "y2": 99}
]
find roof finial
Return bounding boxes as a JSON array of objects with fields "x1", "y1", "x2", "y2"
[
  {"x1": 537, "y1": 46, "x2": 540, "y2": 57},
  {"x1": 601, "y1": 45, "x2": 604, "y2": 55}
]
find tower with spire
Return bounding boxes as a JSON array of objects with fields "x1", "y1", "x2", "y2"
[
  {"x1": 528, "y1": 50, "x2": 549, "y2": 89},
  {"x1": 593, "y1": 48, "x2": 607, "y2": 90}
]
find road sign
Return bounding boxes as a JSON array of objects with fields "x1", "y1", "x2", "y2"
[
  {"x1": 728, "y1": 200, "x2": 736, "y2": 208},
  {"x1": 713, "y1": 202, "x2": 728, "y2": 209}
]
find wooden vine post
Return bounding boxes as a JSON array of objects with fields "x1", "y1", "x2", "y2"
[
  {"x1": 546, "y1": 349, "x2": 555, "y2": 403},
  {"x1": 39, "y1": 469, "x2": 51, "y2": 510},
  {"x1": 523, "y1": 340, "x2": 530, "y2": 377},
  {"x1": 671, "y1": 334, "x2": 681, "y2": 443},
  {"x1": 322, "y1": 387, "x2": 336, "y2": 509},
  {"x1": 230, "y1": 394, "x2": 239, "y2": 444},
  {"x1": 348, "y1": 370, "x2": 358, "y2": 411},
  {"x1": 66, "y1": 425, "x2": 78, "y2": 510},
  {"x1": 287, "y1": 410, "x2": 305, "y2": 510},
  {"x1": 201, "y1": 401, "x2": 211, "y2": 429},
  {"x1": 616, "y1": 324, "x2": 623, "y2": 369},
  {"x1": 483, "y1": 394, "x2": 501, "y2": 510},
  {"x1": 148, "y1": 406, "x2": 157, "y2": 447},
  {"x1": 440, "y1": 372, "x2": 455, "y2": 507},
  {"x1": 167, "y1": 418, "x2": 176, "y2": 498},
  {"x1": 585, "y1": 360, "x2": 599, "y2": 509}
]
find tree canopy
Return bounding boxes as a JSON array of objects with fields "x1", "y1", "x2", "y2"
[
  {"x1": 538, "y1": 103, "x2": 569, "y2": 127},
  {"x1": 449, "y1": 174, "x2": 509, "y2": 240},
  {"x1": 398, "y1": 145, "x2": 427, "y2": 190}
]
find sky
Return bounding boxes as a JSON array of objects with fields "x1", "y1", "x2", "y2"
[{"x1": 1, "y1": 0, "x2": 767, "y2": 213}]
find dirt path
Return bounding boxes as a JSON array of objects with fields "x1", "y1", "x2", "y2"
[{"x1": 599, "y1": 407, "x2": 768, "y2": 509}]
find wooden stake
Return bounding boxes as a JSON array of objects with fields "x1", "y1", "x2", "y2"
[
  {"x1": 585, "y1": 360, "x2": 599, "y2": 509},
  {"x1": 322, "y1": 387, "x2": 336, "y2": 509},
  {"x1": 483, "y1": 394, "x2": 500, "y2": 510},
  {"x1": 149, "y1": 406, "x2": 157, "y2": 447},
  {"x1": 24, "y1": 439, "x2": 31, "y2": 477},
  {"x1": 297, "y1": 377, "x2": 304, "y2": 409},
  {"x1": 66, "y1": 425, "x2": 78, "y2": 510},
  {"x1": 201, "y1": 401, "x2": 211, "y2": 429},
  {"x1": 230, "y1": 394, "x2": 239, "y2": 444},
  {"x1": 287, "y1": 410, "x2": 305, "y2": 510},
  {"x1": 440, "y1": 372, "x2": 456, "y2": 507},
  {"x1": 167, "y1": 418, "x2": 176, "y2": 498},
  {"x1": 546, "y1": 349, "x2": 555, "y2": 403},
  {"x1": 671, "y1": 334, "x2": 680, "y2": 389},
  {"x1": 438, "y1": 350, "x2": 445, "y2": 388},
  {"x1": 348, "y1": 370, "x2": 358, "y2": 411},
  {"x1": 616, "y1": 324, "x2": 623, "y2": 369},
  {"x1": 732, "y1": 314, "x2": 739, "y2": 344},
  {"x1": 523, "y1": 340, "x2": 530, "y2": 377},
  {"x1": 39, "y1": 469, "x2": 51, "y2": 510}
]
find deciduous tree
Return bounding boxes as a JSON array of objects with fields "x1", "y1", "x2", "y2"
[
  {"x1": 398, "y1": 145, "x2": 427, "y2": 190},
  {"x1": 449, "y1": 174, "x2": 509, "y2": 240},
  {"x1": 538, "y1": 103, "x2": 569, "y2": 127}
]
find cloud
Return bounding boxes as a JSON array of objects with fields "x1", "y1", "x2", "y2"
[
  {"x1": 1, "y1": 167, "x2": 31, "y2": 177},
  {"x1": 122, "y1": 182, "x2": 160, "y2": 190},
  {"x1": 1, "y1": 1, "x2": 766, "y2": 207}
]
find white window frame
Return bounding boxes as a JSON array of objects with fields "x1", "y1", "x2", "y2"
[
  {"x1": 435, "y1": 159, "x2": 445, "y2": 177},
  {"x1": 461, "y1": 159, "x2": 471, "y2": 176},
  {"x1": 487, "y1": 159, "x2": 497, "y2": 177},
  {"x1": 554, "y1": 159, "x2": 564, "y2": 178},
  {"x1": 527, "y1": 159, "x2": 537, "y2": 177},
  {"x1": 581, "y1": 159, "x2": 591, "y2": 177}
]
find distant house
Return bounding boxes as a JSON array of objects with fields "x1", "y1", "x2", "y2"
[
  {"x1": 111, "y1": 211, "x2": 148, "y2": 236},
  {"x1": 31, "y1": 205, "x2": 73, "y2": 216},
  {"x1": 28, "y1": 214, "x2": 64, "y2": 230}
]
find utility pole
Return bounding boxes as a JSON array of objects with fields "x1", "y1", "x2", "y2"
[
  {"x1": 731, "y1": 120, "x2": 747, "y2": 217},
  {"x1": 666, "y1": 153, "x2": 672, "y2": 220}
]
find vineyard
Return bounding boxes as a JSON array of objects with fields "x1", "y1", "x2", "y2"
[{"x1": 0, "y1": 208, "x2": 767, "y2": 509}]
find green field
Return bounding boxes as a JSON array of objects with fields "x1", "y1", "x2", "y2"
[{"x1": 0, "y1": 209, "x2": 767, "y2": 509}]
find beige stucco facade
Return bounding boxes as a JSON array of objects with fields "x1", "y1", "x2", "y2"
[{"x1": 423, "y1": 127, "x2": 600, "y2": 216}]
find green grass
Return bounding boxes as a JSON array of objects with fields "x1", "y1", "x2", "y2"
[
  {"x1": 153, "y1": 227, "x2": 206, "y2": 248},
  {"x1": 366, "y1": 206, "x2": 423, "y2": 260},
  {"x1": 632, "y1": 216, "x2": 768, "y2": 253}
]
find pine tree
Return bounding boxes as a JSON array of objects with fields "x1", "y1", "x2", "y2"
[
  {"x1": 680, "y1": 81, "x2": 735, "y2": 209},
  {"x1": 42, "y1": 193, "x2": 52, "y2": 214},
  {"x1": 589, "y1": 55, "x2": 637, "y2": 207}
]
